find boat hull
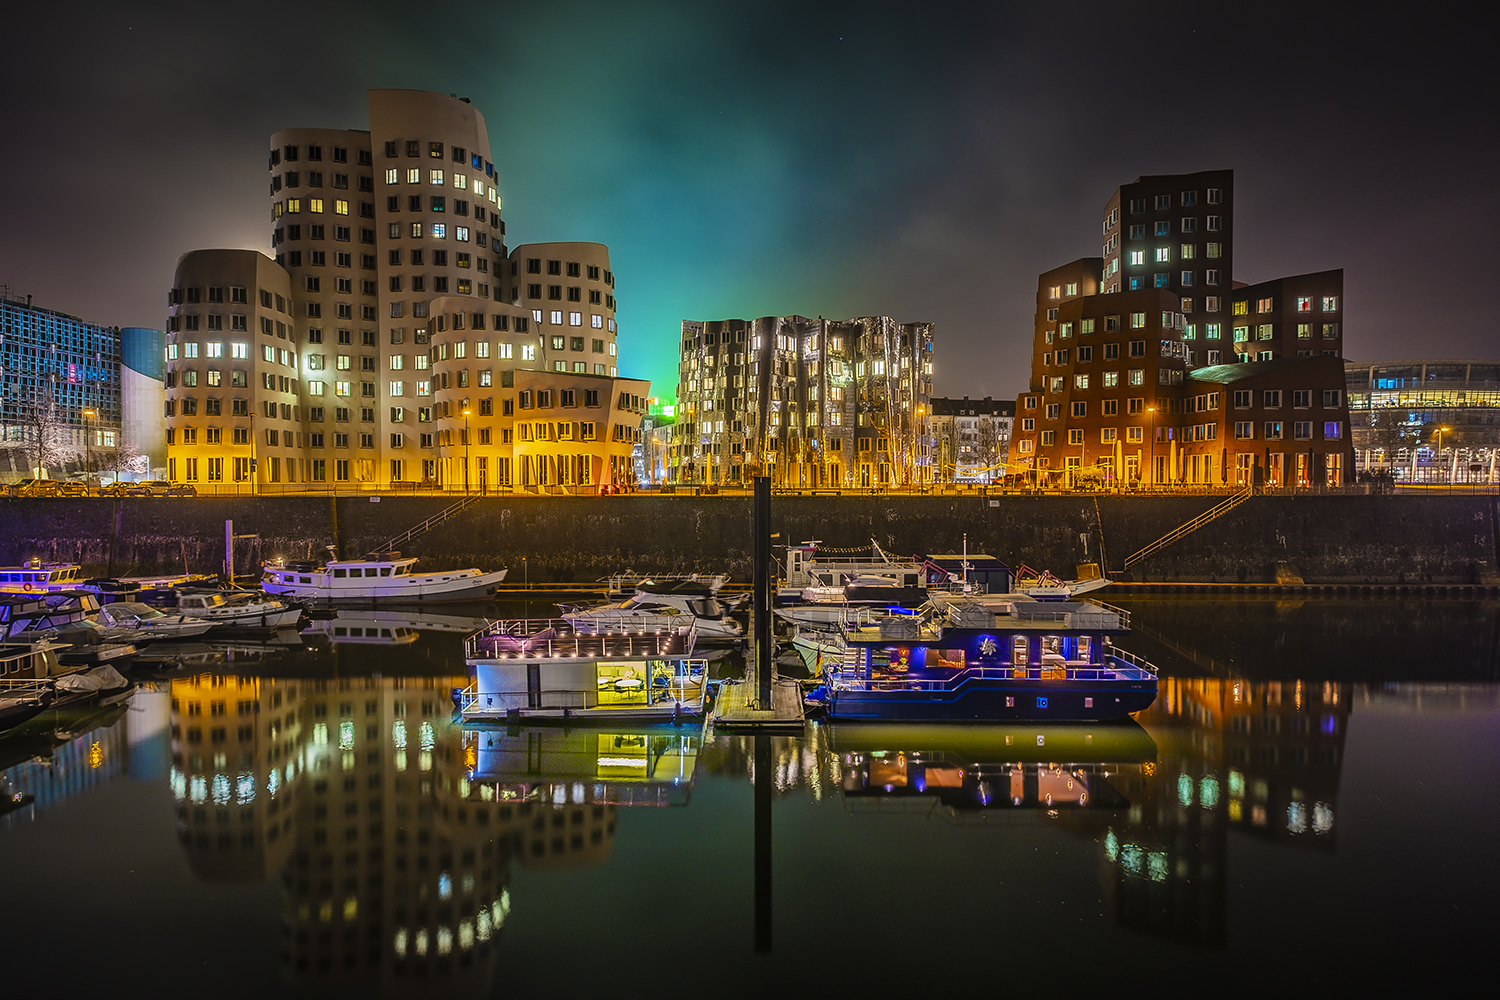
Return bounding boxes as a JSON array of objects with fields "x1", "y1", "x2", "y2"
[
  {"x1": 262, "y1": 568, "x2": 507, "y2": 604},
  {"x1": 826, "y1": 677, "x2": 1157, "y2": 723}
]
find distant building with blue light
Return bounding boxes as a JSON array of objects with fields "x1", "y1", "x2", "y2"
[
  {"x1": 0, "y1": 295, "x2": 123, "y2": 481},
  {"x1": 1345, "y1": 359, "x2": 1500, "y2": 482}
]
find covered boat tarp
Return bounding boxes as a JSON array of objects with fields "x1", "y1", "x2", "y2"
[{"x1": 54, "y1": 664, "x2": 130, "y2": 694}]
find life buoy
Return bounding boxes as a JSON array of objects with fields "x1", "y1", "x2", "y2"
[{"x1": 23, "y1": 583, "x2": 34, "y2": 592}]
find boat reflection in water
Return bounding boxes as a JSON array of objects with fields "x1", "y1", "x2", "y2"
[
  {"x1": 466, "y1": 725, "x2": 699, "y2": 809},
  {"x1": 826, "y1": 722, "x2": 1158, "y2": 813},
  {"x1": 301, "y1": 609, "x2": 490, "y2": 646}
]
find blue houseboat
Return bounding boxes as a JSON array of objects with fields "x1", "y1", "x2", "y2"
[{"x1": 815, "y1": 598, "x2": 1158, "y2": 723}]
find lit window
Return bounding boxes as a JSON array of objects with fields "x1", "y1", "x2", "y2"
[
  {"x1": 335, "y1": 380, "x2": 351, "y2": 396},
  {"x1": 569, "y1": 312, "x2": 582, "y2": 326},
  {"x1": 455, "y1": 227, "x2": 469, "y2": 241},
  {"x1": 1128, "y1": 250, "x2": 1144, "y2": 266},
  {"x1": 389, "y1": 381, "x2": 404, "y2": 396},
  {"x1": 1155, "y1": 247, "x2": 1170, "y2": 262},
  {"x1": 1130, "y1": 312, "x2": 1146, "y2": 328},
  {"x1": 430, "y1": 169, "x2": 444, "y2": 185},
  {"x1": 591, "y1": 314, "x2": 603, "y2": 328},
  {"x1": 231, "y1": 342, "x2": 248, "y2": 359},
  {"x1": 1074, "y1": 374, "x2": 1089, "y2": 390},
  {"x1": 1129, "y1": 370, "x2": 1144, "y2": 386},
  {"x1": 1322, "y1": 296, "x2": 1338, "y2": 311},
  {"x1": 206, "y1": 342, "x2": 222, "y2": 358},
  {"x1": 1102, "y1": 371, "x2": 1119, "y2": 387},
  {"x1": 499, "y1": 344, "x2": 513, "y2": 359},
  {"x1": 453, "y1": 173, "x2": 467, "y2": 189},
  {"x1": 432, "y1": 224, "x2": 446, "y2": 239},
  {"x1": 309, "y1": 198, "x2": 324, "y2": 213}
]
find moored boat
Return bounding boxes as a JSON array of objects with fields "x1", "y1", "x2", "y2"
[
  {"x1": 260, "y1": 552, "x2": 507, "y2": 604},
  {"x1": 812, "y1": 597, "x2": 1158, "y2": 723},
  {"x1": 459, "y1": 617, "x2": 707, "y2": 723},
  {"x1": 560, "y1": 581, "x2": 744, "y2": 642},
  {"x1": 175, "y1": 590, "x2": 303, "y2": 630},
  {"x1": 0, "y1": 561, "x2": 85, "y2": 595}
]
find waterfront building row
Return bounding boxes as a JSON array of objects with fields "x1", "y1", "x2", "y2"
[
  {"x1": 670, "y1": 315, "x2": 934, "y2": 488},
  {"x1": 929, "y1": 396, "x2": 1014, "y2": 483}
]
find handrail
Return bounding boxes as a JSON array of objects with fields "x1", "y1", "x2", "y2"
[
  {"x1": 381, "y1": 493, "x2": 483, "y2": 552},
  {"x1": 1121, "y1": 484, "x2": 1253, "y2": 570},
  {"x1": 826, "y1": 650, "x2": 1157, "y2": 692}
]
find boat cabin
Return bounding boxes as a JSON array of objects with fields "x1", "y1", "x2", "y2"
[
  {"x1": 0, "y1": 561, "x2": 84, "y2": 594},
  {"x1": 465, "y1": 726, "x2": 699, "y2": 807},
  {"x1": 461, "y1": 618, "x2": 707, "y2": 721}
]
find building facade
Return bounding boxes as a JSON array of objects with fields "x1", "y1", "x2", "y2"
[
  {"x1": 672, "y1": 315, "x2": 934, "y2": 488},
  {"x1": 165, "y1": 90, "x2": 644, "y2": 491},
  {"x1": 1, "y1": 295, "x2": 122, "y2": 482},
  {"x1": 930, "y1": 396, "x2": 1014, "y2": 482},
  {"x1": 1230, "y1": 270, "x2": 1344, "y2": 363},
  {"x1": 1011, "y1": 170, "x2": 1352, "y2": 487},
  {"x1": 120, "y1": 326, "x2": 167, "y2": 478},
  {"x1": 1345, "y1": 359, "x2": 1500, "y2": 482}
]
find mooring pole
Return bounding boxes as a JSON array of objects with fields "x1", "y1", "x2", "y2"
[{"x1": 754, "y1": 475, "x2": 772, "y2": 709}]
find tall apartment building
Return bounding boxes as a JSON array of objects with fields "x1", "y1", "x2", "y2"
[
  {"x1": 1229, "y1": 269, "x2": 1344, "y2": 362},
  {"x1": 1100, "y1": 170, "x2": 1234, "y2": 315},
  {"x1": 673, "y1": 315, "x2": 934, "y2": 488},
  {"x1": 1, "y1": 295, "x2": 123, "y2": 481},
  {"x1": 165, "y1": 90, "x2": 645, "y2": 491},
  {"x1": 1011, "y1": 170, "x2": 1352, "y2": 487},
  {"x1": 930, "y1": 396, "x2": 1014, "y2": 482}
]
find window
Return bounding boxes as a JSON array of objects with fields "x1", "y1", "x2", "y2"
[
  {"x1": 1128, "y1": 250, "x2": 1145, "y2": 266},
  {"x1": 1258, "y1": 324, "x2": 1274, "y2": 340},
  {"x1": 1323, "y1": 421, "x2": 1342, "y2": 440},
  {"x1": 1104, "y1": 344, "x2": 1120, "y2": 360},
  {"x1": 1206, "y1": 215, "x2": 1221, "y2": 231},
  {"x1": 1041, "y1": 431, "x2": 1055, "y2": 446},
  {"x1": 1071, "y1": 401, "x2": 1086, "y2": 417},
  {"x1": 1294, "y1": 421, "x2": 1313, "y2": 440},
  {"x1": 1234, "y1": 421, "x2": 1254, "y2": 439},
  {"x1": 1045, "y1": 403, "x2": 1060, "y2": 420},
  {"x1": 1155, "y1": 221, "x2": 1170, "y2": 237},
  {"x1": 1129, "y1": 370, "x2": 1144, "y2": 386},
  {"x1": 1293, "y1": 389, "x2": 1312, "y2": 408},
  {"x1": 1265, "y1": 421, "x2": 1283, "y2": 440},
  {"x1": 1100, "y1": 428, "x2": 1117, "y2": 443},
  {"x1": 1322, "y1": 323, "x2": 1339, "y2": 339},
  {"x1": 1126, "y1": 426, "x2": 1143, "y2": 443},
  {"x1": 1074, "y1": 374, "x2": 1089, "y2": 390},
  {"x1": 1130, "y1": 314, "x2": 1146, "y2": 329},
  {"x1": 1322, "y1": 296, "x2": 1338, "y2": 312},
  {"x1": 1297, "y1": 323, "x2": 1313, "y2": 339},
  {"x1": 1322, "y1": 389, "x2": 1341, "y2": 408},
  {"x1": 1068, "y1": 428, "x2": 1084, "y2": 445}
]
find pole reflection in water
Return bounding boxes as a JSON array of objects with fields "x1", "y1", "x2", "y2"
[{"x1": 754, "y1": 733, "x2": 771, "y2": 954}]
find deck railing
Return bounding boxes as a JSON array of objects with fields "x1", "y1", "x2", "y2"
[{"x1": 827, "y1": 650, "x2": 1157, "y2": 693}]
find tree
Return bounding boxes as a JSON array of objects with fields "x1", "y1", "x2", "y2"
[{"x1": 1367, "y1": 406, "x2": 1420, "y2": 464}]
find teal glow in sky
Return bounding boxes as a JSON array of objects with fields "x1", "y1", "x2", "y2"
[{"x1": 2, "y1": 1, "x2": 1495, "y2": 401}]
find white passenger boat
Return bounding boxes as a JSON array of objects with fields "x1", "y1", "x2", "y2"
[
  {"x1": 776, "y1": 541, "x2": 928, "y2": 605},
  {"x1": 175, "y1": 591, "x2": 304, "y2": 629},
  {"x1": 260, "y1": 552, "x2": 507, "y2": 604},
  {"x1": 459, "y1": 617, "x2": 707, "y2": 723}
]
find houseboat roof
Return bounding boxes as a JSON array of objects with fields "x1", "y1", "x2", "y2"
[
  {"x1": 467, "y1": 618, "x2": 695, "y2": 662},
  {"x1": 842, "y1": 599, "x2": 1129, "y2": 645}
]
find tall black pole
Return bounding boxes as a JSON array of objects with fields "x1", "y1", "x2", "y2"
[
  {"x1": 753, "y1": 732, "x2": 772, "y2": 953},
  {"x1": 754, "y1": 476, "x2": 772, "y2": 708}
]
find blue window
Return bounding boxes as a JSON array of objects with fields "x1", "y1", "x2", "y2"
[
  {"x1": 1129, "y1": 276, "x2": 1144, "y2": 291},
  {"x1": 471, "y1": 153, "x2": 483, "y2": 169},
  {"x1": 1154, "y1": 273, "x2": 1170, "y2": 288}
]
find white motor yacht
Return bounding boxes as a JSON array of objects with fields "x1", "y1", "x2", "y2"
[
  {"x1": 260, "y1": 552, "x2": 507, "y2": 603},
  {"x1": 175, "y1": 591, "x2": 303, "y2": 629},
  {"x1": 560, "y1": 585, "x2": 744, "y2": 642},
  {"x1": 95, "y1": 601, "x2": 215, "y2": 639}
]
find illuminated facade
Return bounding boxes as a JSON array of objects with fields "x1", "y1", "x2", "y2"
[
  {"x1": 673, "y1": 315, "x2": 935, "y2": 487},
  {"x1": 1345, "y1": 359, "x2": 1500, "y2": 481},
  {"x1": 930, "y1": 396, "x2": 1014, "y2": 482},
  {"x1": 1012, "y1": 172, "x2": 1354, "y2": 486},
  {"x1": 0, "y1": 295, "x2": 122, "y2": 482},
  {"x1": 163, "y1": 90, "x2": 645, "y2": 490}
]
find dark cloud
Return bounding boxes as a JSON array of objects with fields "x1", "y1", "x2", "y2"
[{"x1": 2, "y1": 1, "x2": 1492, "y2": 398}]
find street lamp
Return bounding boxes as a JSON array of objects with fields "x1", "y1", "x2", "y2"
[
  {"x1": 1147, "y1": 405, "x2": 1157, "y2": 488},
  {"x1": 462, "y1": 408, "x2": 471, "y2": 495},
  {"x1": 82, "y1": 408, "x2": 95, "y2": 484},
  {"x1": 1435, "y1": 425, "x2": 1450, "y2": 483}
]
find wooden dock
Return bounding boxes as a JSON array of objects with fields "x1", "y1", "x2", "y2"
[{"x1": 711, "y1": 675, "x2": 805, "y2": 731}]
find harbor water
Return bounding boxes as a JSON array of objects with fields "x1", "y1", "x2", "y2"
[{"x1": 2, "y1": 594, "x2": 1496, "y2": 994}]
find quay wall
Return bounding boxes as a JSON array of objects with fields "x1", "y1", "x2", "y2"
[{"x1": 0, "y1": 494, "x2": 1495, "y2": 585}]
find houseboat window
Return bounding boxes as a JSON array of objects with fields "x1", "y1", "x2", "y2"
[
  {"x1": 935, "y1": 649, "x2": 966, "y2": 671},
  {"x1": 1042, "y1": 636, "x2": 1062, "y2": 656},
  {"x1": 1013, "y1": 636, "x2": 1029, "y2": 666},
  {"x1": 596, "y1": 661, "x2": 648, "y2": 706},
  {"x1": 393, "y1": 565, "x2": 408, "y2": 575},
  {"x1": 334, "y1": 569, "x2": 347, "y2": 578},
  {"x1": 1077, "y1": 636, "x2": 1092, "y2": 662},
  {"x1": 364, "y1": 568, "x2": 378, "y2": 577},
  {"x1": 380, "y1": 568, "x2": 392, "y2": 576},
  {"x1": 300, "y1": 577, "x2": 312, "y2": 584}
]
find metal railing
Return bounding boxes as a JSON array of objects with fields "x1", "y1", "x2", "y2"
[
  {"x1": 1121, "y1": 484, "x2": 1254, "y2": 570},
  {"x1": 382, "y1": 494, "x2": 482, "y2": 551},
  {"x1": 464, "y1": 616, "x2": 695, "y2": 661},
  {"x1": 827, "y1": 655, "x2": 1157, "y2": 693}
]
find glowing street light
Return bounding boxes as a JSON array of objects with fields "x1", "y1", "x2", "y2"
[{"x1": 1435, "y1": 425, "x2": 1451, "y2": 483}]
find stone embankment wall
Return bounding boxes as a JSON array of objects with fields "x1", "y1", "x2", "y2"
[{"x1": 0, "y1": 493, "x2": 1495, "y2": 585}]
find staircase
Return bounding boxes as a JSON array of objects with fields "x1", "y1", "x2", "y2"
[
  {"x1": 1120, "y1": 485, "x2": 1253, "y2": 571},
  {"x1": 381, "y1": 494, "x2": 483, "y2": 552}
]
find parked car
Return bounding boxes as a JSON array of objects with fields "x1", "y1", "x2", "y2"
[
  {"x1": 140, "y1": 480, "x2": 197, "y2": 497},
  {"x1": 99, "y1": 481, "x2": 152, "y2": 497},
  {"x1": 55, "y1": 481, "x2": 90, "y2": 497},
  {"x1": 9, "y1": 479, "x2": 61, "y2": 497}
]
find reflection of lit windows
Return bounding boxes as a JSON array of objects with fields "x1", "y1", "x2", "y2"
[
  {"x1": 1287, "y1": 801, "x2": 1308, "y2": 833},
  {"x1": 1199, "y1": 775, "x2": 1219, "y2": 808},
  {"x1": 1312, "y1": 802, "x2": 1335, "y2": 834}
]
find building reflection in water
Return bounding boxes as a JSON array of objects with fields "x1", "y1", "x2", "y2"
[{"x1": 168, "y1": 672, "x2": 699, "y2": 991}]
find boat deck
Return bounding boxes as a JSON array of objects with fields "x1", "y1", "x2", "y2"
[{"x1": 466, "y1": 618, "x2": 693, "y2": 662}]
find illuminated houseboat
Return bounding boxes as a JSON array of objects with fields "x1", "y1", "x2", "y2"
[
  {"x1": 458, "y1": 617, "x2": 707, "y2": 723},
  {"x1": 814, "y1": 598, "x2": 1158, "y2": 723},
  {"x1": 464, "y1": 725, "x2": 699, "y2": 807}
]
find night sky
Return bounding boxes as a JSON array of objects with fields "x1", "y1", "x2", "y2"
[{"x1": 2, "y1": 1, "x2": 1493, "y2": 400}]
